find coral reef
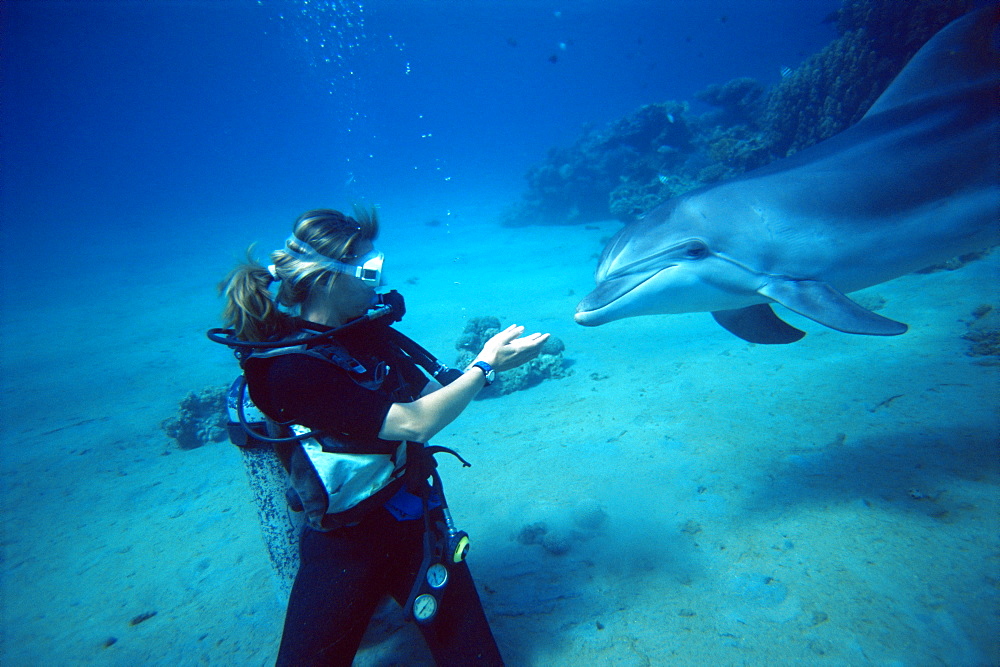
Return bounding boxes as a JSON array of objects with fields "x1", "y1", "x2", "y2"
[
  {"x1": 502, "y1": 101, "x2": 695, "y2": 226},
  {"x1": 760, "y1": 0, "x2": 968, "y2": 158},
  {"x1": 963, "y1": 305, "x2": 1000, "y2": 359},
  {"x1": 505, "y1": 0, "x2": 972, "y2": 226},
  {"x1": 515, "y1": 499, "x2": 608, "y2": 556},
  {"x1": 695, "y1": 77, "x2": 766, "y2": 127},
  {"x1": 161, "y1": 387, "x2": 228, "y2": 450},
  {"x1": 455, "y1": 316, "x2": 568, "y2": 397}
]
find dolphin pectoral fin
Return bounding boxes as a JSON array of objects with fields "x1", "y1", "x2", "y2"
[
  {"x1": 759, "y1": 279, "x2": 909, "y2": 336},
  {"x1": 712, "y1": 304, "x2": 807, "y2": 344}
]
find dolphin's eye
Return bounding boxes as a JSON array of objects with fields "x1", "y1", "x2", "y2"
[{"x1": 684, "y1": 241, "x2": 709, "y2": 259}]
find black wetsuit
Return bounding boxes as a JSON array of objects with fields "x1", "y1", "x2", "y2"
[{"x1": 243, "y1": 322, "x2": 504, "y2": 667}]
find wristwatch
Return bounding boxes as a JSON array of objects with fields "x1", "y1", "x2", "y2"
[{"x1": 470, "y1": 361, "x2": 496, "y2": 386}]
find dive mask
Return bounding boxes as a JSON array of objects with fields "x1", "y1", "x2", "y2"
[
  {"x1": 335, "y1": 248, "x2": 385, "y2": 289},
  {"x1": 284, "y1": 236, "x2": 386, "y2": 290}
]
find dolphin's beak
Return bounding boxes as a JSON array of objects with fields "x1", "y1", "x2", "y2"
[
  {"x1": 574, "y1": 293, "x2": 606, "y2": 326},
  {"x1": 574, "y1": 287, "x2": 618, "y2": 326},
  {"x1": 573, "y1": 308, "x2": 602, "y2": 326},
  {"x1": 575, "y1": 272, "x2": 659, "y2": 326}
]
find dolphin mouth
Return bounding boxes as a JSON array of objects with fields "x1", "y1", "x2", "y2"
[
  {"x1": 573, "y1": 309, "x2": 606, "y2": 326},
  {"x1": 574, "y1": 269, "x2": 668, "y2": 326}
]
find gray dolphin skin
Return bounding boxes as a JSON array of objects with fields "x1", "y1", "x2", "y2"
[{"x1": 575, "y1": 8, "x2": 999, "y2": 344}]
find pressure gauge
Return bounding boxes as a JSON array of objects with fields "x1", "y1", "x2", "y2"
[
  {"x1": 413, "y1": 593, "x2": 438, "y2": 623},
  {"x1": 426, "y1": 563, "x2": 449, "y2": 589}
]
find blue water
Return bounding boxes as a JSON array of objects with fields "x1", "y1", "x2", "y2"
[
  {"x1": 3, "y1": 2, "x2": 997, "y2": 666},
  {"x1": 2, "y1": 0, "x2": 838, "y2": 256}
]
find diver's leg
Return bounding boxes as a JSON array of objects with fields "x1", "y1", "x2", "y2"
[{"x1": 275, "y1": 523, "x2": 385, "y2": 667}]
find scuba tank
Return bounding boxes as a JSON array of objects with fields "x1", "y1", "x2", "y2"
[{"x1": 225, "y1": 378, "x2": 302, "y2": 594}]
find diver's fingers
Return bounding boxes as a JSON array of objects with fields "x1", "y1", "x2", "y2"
[
  {"x1": 516, "y1": 332, "x2": 550, "y2": 347},
  {"x1": 507, "y1": 334, "x2": 550, "y2": 358},
  {"x1": 486, "y1": 324, "x2": 525, "y2": 348},
  {"x1": 499, "y1": 324, "x2": 526, "y2": 342}
]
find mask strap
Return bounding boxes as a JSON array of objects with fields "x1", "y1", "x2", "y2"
[{"x1": 282, "y1": 236, "x2": 383, "y2": 286}]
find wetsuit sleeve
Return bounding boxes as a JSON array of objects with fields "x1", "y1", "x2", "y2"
[
  {"x1": 397, "y1": 353, "x2": 431, "y2": 396},
  {"x1": 246, "y1": 354, "x2": 393, "y2": 441}
]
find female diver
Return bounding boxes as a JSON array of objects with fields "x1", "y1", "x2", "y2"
[{"x1": 218, "y1": 208, "x2": 549, "y2": 666}]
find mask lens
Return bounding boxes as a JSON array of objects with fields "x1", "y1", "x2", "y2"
[{"x1": 357, "y1": 251, "x2": 384, "y2": 288}]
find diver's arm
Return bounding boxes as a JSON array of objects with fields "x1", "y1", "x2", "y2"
[
  {"x1": 379, "y1": 325, "x2": 549, "y2": 442},
  {"x1": 379, "y1": 364, "x2": 489, "y2": 442},
  {"x1": 418, "y1": 379, "x2": 444, "y2": 397}
]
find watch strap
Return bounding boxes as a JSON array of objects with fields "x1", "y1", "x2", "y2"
[{"x1": 471, "y1": 361, "x2": 495, "y2": 385}]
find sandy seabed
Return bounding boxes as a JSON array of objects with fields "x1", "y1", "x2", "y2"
[{"x1": 1, "y1": 209, "x2": 997, "y2": 666}]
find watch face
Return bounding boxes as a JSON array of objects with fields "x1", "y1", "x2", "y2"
[
  {"x1": 426, "y1": 563, "x2": 449, "y2": 589},
  {"x1": 413, "y1": 593, "x2": 438, "y2": 622}
]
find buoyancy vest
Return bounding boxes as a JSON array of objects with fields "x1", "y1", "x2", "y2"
[{"x1": 228, "y1": 329, "x2": 427, "y2": 532}]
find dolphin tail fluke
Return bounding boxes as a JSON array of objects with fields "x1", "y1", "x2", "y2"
[
  {"x1": 759, "y1": 278, "x2": 909, "y2": 336},
  {"x1": 712, "y1": 304, "x2": 806, "y2": 344}
]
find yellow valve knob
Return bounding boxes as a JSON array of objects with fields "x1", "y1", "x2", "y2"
[{"x1": 452, "y1": 534, "x2": 470, "y2": 563}]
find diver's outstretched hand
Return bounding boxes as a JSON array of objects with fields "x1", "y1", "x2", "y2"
[{"x1": 476, "y1": 324, "x2": 550, "y2": 372}]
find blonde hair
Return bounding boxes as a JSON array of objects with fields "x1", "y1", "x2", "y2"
[{"x1": 219, "y1": 207, "x2": 379, "y2": 341}]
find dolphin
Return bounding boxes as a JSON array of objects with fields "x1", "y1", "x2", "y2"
[{"x1": 575, "y1": 8, "x2": 999, "y2": 344}]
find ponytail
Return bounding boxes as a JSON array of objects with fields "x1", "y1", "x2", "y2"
[{"x1": 219, "y1": 248, "x2": 294, "y2": 342}]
